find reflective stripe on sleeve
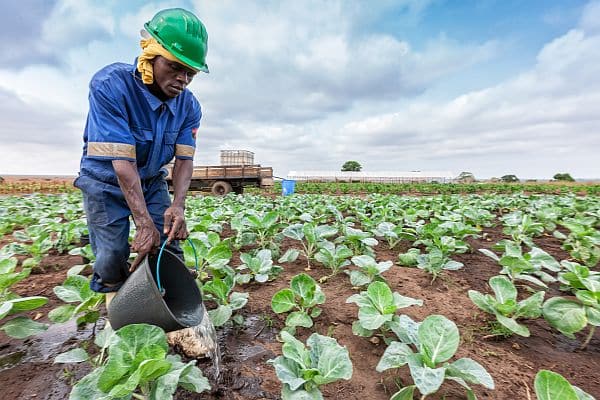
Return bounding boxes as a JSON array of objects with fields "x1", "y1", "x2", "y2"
[
  {"x1": 175, "y1": 144, "x2": 195, "y2": 158},
  {"x1": 87, "y1": 142, "x2": 136, "y2": 159}
]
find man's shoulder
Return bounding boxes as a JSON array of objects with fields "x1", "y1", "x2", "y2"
[{"x1": 90, "y1": 62, "x2": 134, "y2": 90}]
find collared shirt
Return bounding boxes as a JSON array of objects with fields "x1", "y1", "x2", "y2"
[{"x1": 78, "y1": 59, "x2": 201, "y2": 185}]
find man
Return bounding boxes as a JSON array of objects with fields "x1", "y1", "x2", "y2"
[{"x1": 74, "y1": 8, "x2": 208, "y2": 305}]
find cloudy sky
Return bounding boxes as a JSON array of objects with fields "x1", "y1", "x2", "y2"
[{"x1": 1, "y1": 0, "x2": 599, "y2": 179}]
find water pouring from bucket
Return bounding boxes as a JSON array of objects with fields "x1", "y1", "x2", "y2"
[{"x1": 107, "y1": 239, "x2": 221, "y2": 378}]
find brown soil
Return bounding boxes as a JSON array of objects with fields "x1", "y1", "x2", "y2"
[{"x1": 1, "y1": 224, "x2": 599, "y2": 400}]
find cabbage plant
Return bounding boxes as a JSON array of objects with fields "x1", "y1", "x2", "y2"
[
  {"x1": 346, "y1": 281, "x2": 422, "y2": 339},
  {"x1": 534, "y1": 370, "x2": 595, "y2": 400},
  {"x1": 236, "y1": 249, "x2": 282, "y2": 283},
  {"x1": 377, "y1": 315, "x2": 494, "y2": 399},
  {"x1": 468, "y1": 275, "x2": 544, "y2": 337},
  {"x1": 282, "y1": 223, "x2": 337, "y2": 270},
  {"x1": 271, "y1": 273, "x2": 325, "y2": 334},
  {"x1": 345, "y1": 255, "x2": 392, "y2": 287},
  {"x1": 202, "y1": 272, "x2": 248, "y2": 327},
  {"x1": 268, "y1": 331, "x2": 352, "y2": 399},
  {"x1": 56, "y1": 324, "x2": 210, "y2": 399}
]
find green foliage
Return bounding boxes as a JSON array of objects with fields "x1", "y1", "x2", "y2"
[
  {"x1": 341, "y1": 160, "x2": 362, "y2": 172},
  {"x1": 345, "y1": 255, "x2": 393, "y2": 287},
  {"x1": 236, "y1": 249, "x2": 282, "y2": 283},
  {"x1": 346, "y1": 281, "x2": 422, "y2": 339},
  {"x1": 271, "y1": 273, "x2": 325, "y2": 334},
  {"x1": 56, "y1": 324, "x2": 210, "y2": 399},
  {"x1": 202, "y1": 272, "x2": 248, "y2": 327},
  {"x1": 468, "y1": 275, "x2": 544, "y2": 337},
  {"x1": 534, "y1": 370, "x2": 595, "y2": 400},
  {"x1": 377, "y1": 315, "x2": 494, "y2": 398},
  {"x1": 267, "y1": 331, "x2": 353, "y2": 399},
  {"x1": 553, "y1": 173, "x2": 575, "y2": 182},
  {"x1": 501, "y1": 174, "x2": 519, "y2": 183},
  {"x1": 49, "y1": 274, "x2": 104, "y2": 326}
]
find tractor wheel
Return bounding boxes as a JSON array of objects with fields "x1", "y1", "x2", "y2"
[{"x1": 211, "y1": 181, "x2": 232, "y2": 196}]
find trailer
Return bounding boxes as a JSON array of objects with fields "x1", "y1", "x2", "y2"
[{"x1": 165, "y1": 164, "x2": 274, "y2": 195}]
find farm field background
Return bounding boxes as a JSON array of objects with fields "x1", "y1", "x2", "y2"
[{"x1": 0, "y1": 186, "x2": 599, "y2": 399}]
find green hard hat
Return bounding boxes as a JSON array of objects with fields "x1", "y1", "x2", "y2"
[{"x1": 144, "y1": 8, "x2": 209, "y2": 73}]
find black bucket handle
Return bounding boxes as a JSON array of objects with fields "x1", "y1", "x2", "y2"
[{"x1": 156, "y1": 238, "x2": 198, "y2": 295}]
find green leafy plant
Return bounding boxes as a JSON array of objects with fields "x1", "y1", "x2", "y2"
[
  {"x1": 271, "y1": 273, "x2": 325, "y2": 334},
  {"x1": 48, "y1": 274, "x2": 105, "y2": 325},
  {"x1": 236, "y1": 249, "x2": 282, "y2": 283},
  {"x1": 202, "y1": 273, "x2": 248, "y2": 327},
  {"x1": 182, "y1": 232, "x2": 232, "y2": 278},
  {"x1": 282, "y1": 223, "x2": 337, "y2": 270},
  {"x1": 397, "y1": 248, "x2": 421, "y2": 267},
  {"x1": 345, "y1": 255, "x2": 392, "y2": 287},
  {"x1": 346, "y1": 281, "x2": 422, "y2": 339},
  {"x1": 416, "y1": 247, "x2": 464, "y2": 283},
  {"x1": 543, "y1": 292, "x2": 599, "y2": 349},
  {"x1": 267, "y1": 331, "x2": 353, "y2": 399},
  {"x1": 0, "y1": 256, "x2": 49, "y2": 338},
  {"x1": 336, "y1": 226, "x2": 378, "y2": 257},
  {"x1": 377, "y1": 315, "x2": 495, "y2": 399},
  {"x1": 57, "y1": 323, "x2": 210, "y2": 399},
  {"x1": 372, "y1": 222, "x2": 416, "y2": 249},
  {"x1": 480, "y1": 242, "x2": 561, "y2": 288},
  {"x1": 557, "y1": 218, "x2": 600, "y2": 267},
  {"x1": 468, "y1": 275, "x2": 545, "y2": 337},
  {"x1": 534, "y1": 370, "x2": 595, "y2": 400},
  {"x1": 314, "y1": 241, "x2": 353, "y2": 281}
]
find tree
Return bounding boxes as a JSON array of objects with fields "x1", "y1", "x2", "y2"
[
  {"x1": 456, "y1": 171, "x2": 476, "y2": 183},
  {"x1": 501, "y1": 174, "x2": 519, "y2": 183},
  {"x1": 341, "y1": 161, "x2": 362, "y2": 172},
  {"x1": 553, "y1": 173, "x2": 575, "y2": 182}
]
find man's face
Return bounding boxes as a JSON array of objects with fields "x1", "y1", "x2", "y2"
[{"x1": 150, "y1": 56, "x2": 197, "y2": 99}]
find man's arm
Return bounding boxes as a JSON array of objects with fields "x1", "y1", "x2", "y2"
[
  {"x1": 112, "y1": 160, "x2": 160, "y2": 271},
  {"x1": 164, "y1": 158, "x2": 193, "y2": 243}
]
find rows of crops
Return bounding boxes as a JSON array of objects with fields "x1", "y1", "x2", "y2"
[{"x1": 1, "y1": 192, "x2": 599, "y2": 399}]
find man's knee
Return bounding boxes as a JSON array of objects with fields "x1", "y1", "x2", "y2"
[{"x1": 94, "y1": 248, "x2": 129, "y2": 285}]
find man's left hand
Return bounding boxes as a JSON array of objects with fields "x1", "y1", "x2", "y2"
[{"x1": 163, "y1": 206, "x2": 188, "y2": 243}]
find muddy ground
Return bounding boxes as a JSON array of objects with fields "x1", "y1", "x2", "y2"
[{"x1": 0, "y1": 222, "x2": 599, "y2": 400}]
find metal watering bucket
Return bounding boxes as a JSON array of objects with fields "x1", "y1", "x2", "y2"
[{"x1": 108, "y1": 239, "x2": 203, "y2": 332}]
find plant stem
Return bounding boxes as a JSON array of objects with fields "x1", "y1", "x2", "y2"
[
  {"x1": 131, "y1": 393, "x2": 146, "y2": 400},
  {"x1": 580, "y1": 325, "x2": 595, "y2": 350}
]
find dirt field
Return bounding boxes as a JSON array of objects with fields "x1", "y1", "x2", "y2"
[{"x1": 1, "y1": 219, "x2": 598, "y2": 400}]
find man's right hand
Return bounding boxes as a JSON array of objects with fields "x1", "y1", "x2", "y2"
[{"x1": 130, "y1": 220, "x2": 161, "y2": 272}]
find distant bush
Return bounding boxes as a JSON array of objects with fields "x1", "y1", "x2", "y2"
[
  {"x1": 341, "y1": 161, "x2": 362, "y2": 172},
  {"x1": 553, "y1": 173, "x2": 575, "y2": 182},
  {"x1": 501, "y1": 174, "x2": 519, "y2": 183}
]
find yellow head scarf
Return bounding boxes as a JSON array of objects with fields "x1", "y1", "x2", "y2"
[{"x1": 137, "y1": 37, "x2": 194, "y2": 84}]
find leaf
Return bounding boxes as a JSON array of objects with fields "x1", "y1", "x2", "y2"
[
  {"x1": 268, "y1": 357, "x2": 306, "y2": 392},
  {"x1": 366, "y1": 281, "x2": 394, "y2": 314},
  {"x1": 281, "y1": 383, "x2": 325, "y2": 400},
  {"x1": 70, "y1": 367, "x2": 112, "y2": 400},
  {"x1": 351, "y1": 320, "x2": 373, "y2": 337},
  {"x1": 3, "y1": 296, "x2": 48, "y2": 314},
  {"x1": 54, "y1": 348, "x2": 89, "y2": 364},
  {"x1": 446, "y1": 358, "x2": 495, "y2": 389},
  {"x1": 286, "y1": 311, "x2": 313, "y2": 328},
  {"x1": 291, "y1": 274, "x2": 317, "y2": 302},
  {"x1": 94, "y1": 325, "x2": 116, "y2": 349},
  {"x1": 208, "y1": 305, "x2": 233, "y2": 327},
  {"x1": 515, "y1": 291, "x2": 545, "y2": 319},
  {"x1": 489, "y1": 275, "x2": 517, "y2": 304},
  {"x1": 272, "y1": 289, "x2": 297, "y2": 313},
  {"x1": 543, "y1": 297, "x2": 587, "y2": 337},
  {"x1": 358, "y1": 305, "x2": 392, "y2": 330},
  {"x1": 418, "y1": 315, "x2": 459, "y2": 366},
  {"x1": 348, "y1": 270, "x2": 371, "y2": 287},
  {"x1": 0, "y1": 316, "x2": 49, "y2": 339},
  {"x1": 307, "y1": 333, "x2": 353, "y2": 385},
  {"x1": 407, "y1": 354, "x2": 446, "y2": 395},
  {"x1": 534, "y1": 370, "x2": 579, "y2": 400},
  {"x1": 279, "y1": 249, "x2": 300, "y2": 263},
  {"x1": 54, "y1": 275, "x2": 91, "y2": 303},
  {"x1": 389, "y1": 385, "x2": 416, "y2": 400},
  {"x1": 479, "y1": 248, "x2": 500, "y2": 261},
  {"x1": 376, "y1": 341, "x2": 413, "y2": 372},
  {"x1": 496, "y1": 314, "x2": 530, "y2": 337},
  {"x1": 283, "y1": 224, "x2": 305, "y2": 241},
  {"x1": 392, "y1": 292, "x2": 423, "y2": 309},
  {"x1": 280, "y1": 331, "x2": 311, "y2": 369},
  {"x1": 229, "y1": 292, "x2": 249, "y2": 310},
  {"x1": 48, "y1": 304, "x2": 77, "y2": 323},
  {"x1": 98, "y1": 323, "x2": 168, "y2": 392},
  {"x1": 389, "y1": 315, "x2": 420, "y2": 345},
  {"x1": 468, "y1": 290, "x2": 496, "y2": 315}
]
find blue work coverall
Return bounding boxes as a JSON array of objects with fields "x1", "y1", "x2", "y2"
[{"x1": 75, "y1": 60, "x2": 201, "y2": 293}]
